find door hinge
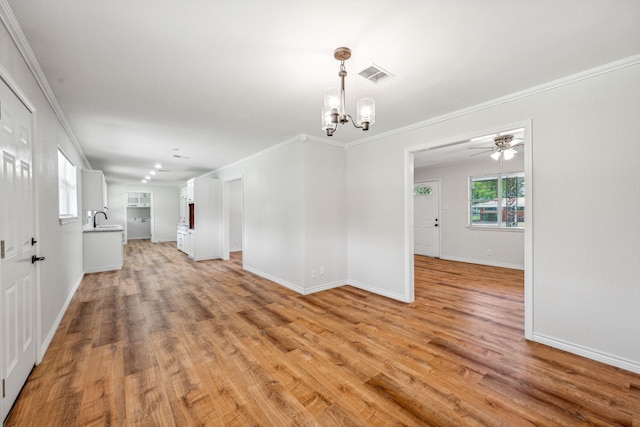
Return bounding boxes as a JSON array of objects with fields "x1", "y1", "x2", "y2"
[
  {"x1": 1, "y1": 240, "x2": 4, "y2": 259},
  {"x1": 2, "y1": 378, "x2": 5, "y2": 398}
]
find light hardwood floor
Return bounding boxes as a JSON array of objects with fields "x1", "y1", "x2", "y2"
[{"x1": 6, "y1": 239, "x2": 640, "y2": 426}]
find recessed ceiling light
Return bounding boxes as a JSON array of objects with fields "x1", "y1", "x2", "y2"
[
  {"x1": 154, "y1": 163, "x2": 162, "y2": 168},
  {"x1": 145, "y1": 175, "x2": 151, "y2": 180},
  {"x1": 149, "y1": 170, "x2": 156, "y2": 175},
  {"x1": 141, "y1": 179, "x2": 147, "y2": 183}
]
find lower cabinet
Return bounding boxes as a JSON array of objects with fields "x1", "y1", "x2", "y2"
[
  {"x1": 185, "y1": 230, "x2": 195, "y2": 258},
  {"x1": 177, "y1": 228, "x2": 186, "y2": 252},
  {"x1": 83, "y1": 230, "x2": 124, "y2": 273}
]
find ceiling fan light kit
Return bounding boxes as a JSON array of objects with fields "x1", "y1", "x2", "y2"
[
  {"x1": 470, "y1": 133, "x2": 523, "y2": 166},
  {"x1": 322, "y1": 47, "x2": 375, "y2": 136}
]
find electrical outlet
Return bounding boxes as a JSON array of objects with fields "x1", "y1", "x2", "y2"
[
  {"x1": 320, "y1": 266, "x2": 325, "y2": 276},
  {"x1": 311, "y1": 269, "x2": 316, "y2": 279},
  {"x1": 486, "y1": 249, "x2": 492, "y2": 256}
]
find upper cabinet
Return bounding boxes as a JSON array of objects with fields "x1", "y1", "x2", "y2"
[
  {"x1": 186, "y1": 178, "x2": 195, "y2": 202},
  {"x1": 127, "y1": 192, "x2": 151, "y2": 207},
  {"x1": 179, "y1": 185, "x2": 188, "y2": 225},
  {"x1": 82, "y1": 170, "x2": 107, "y2": 211}
]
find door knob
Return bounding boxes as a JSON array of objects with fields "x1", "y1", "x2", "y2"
[{"x1": 31, "y1": 255, "x2": 46, "y2": 263}]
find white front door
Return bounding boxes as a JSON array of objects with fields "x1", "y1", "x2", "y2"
[
  {"x1": 1, "y1": 77, "x2": 36, "y2": 421},
  {"x1": 414, "y1": 180, "x2": 440, "y2": 257}
]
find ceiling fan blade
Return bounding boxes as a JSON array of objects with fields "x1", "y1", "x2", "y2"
[
  {"x1": 468, "y1": 146, "x2": 496, "y2": 149},
  {"x1": 470, "y1": 150, "x2": 494, "y2": 157},
  {"x1": 509, "y1": 138, "x2": 524, "y2": 147}
]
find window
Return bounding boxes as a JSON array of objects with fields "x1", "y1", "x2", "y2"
[
  {"x1": 470, "y1": 172, "x2": 524, "y2": 228},
  {"x1": 58, "y1": 148, "x2": 78, "y2": 220},
  {"x1": 414, "y1": 184, "x2": 433, "y2": 195}
]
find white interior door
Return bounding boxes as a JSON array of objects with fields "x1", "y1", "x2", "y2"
[
  {"x1": 414, "y1": 180, "x2": 440, "y2": 257},
  {"x1": 1, "y1": 77, "x2": 36, "y2": 421}
]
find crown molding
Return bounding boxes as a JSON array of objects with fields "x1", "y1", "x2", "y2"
[
  {"x1": 208, "y1": 133, "x2": 346, "y2": 176},
  {"x1": 348, "y1": 54, "x2": 640, "y2": 149},
  {"x1": 0, "y1": 0, "x2": 92, "y2": 169},
  {"x1": 302, "y1": 133, "x2": 347, "y2": 148},
  {"x1": 209, "y1": 134, "x2": 304, "y2": 175}
]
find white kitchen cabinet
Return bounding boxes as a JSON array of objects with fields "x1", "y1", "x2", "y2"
[
  {"x1": 178, "y1": 185, "x2": 188, "y2": 225},
  {"x1": 82, "y1": 170, "x2": 107, "y2": 211},
  {"x1": 185, "y1": 178, "x2": 221, "y2": 261},
  {"x1": 186, "y1": 179, "x2": 195, "y2": 202},
  {"x1": 83, "y1": 228, "x2": 123, "y2": 273},
  {"x1": 185, "y1": 230, "x2": 195, "y2": 258},
  {"x1": 126, "y1": 192, "x2": 150, "y2": 207},
  {"x1": 177, "y1": 226, "x2": 187, "y2": 252}
]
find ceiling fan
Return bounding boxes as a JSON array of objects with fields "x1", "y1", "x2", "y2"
[{"x1": 469, "y1": 134, "x2": 524, "y2": 165}]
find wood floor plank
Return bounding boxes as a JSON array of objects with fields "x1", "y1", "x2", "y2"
[{"x1": 5, "y1": 240, "x2": 640, "y2": 426}]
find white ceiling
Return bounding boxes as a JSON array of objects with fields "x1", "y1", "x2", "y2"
[{"x1": 6, "y1": 0, "x2": 640, "y2": 184}]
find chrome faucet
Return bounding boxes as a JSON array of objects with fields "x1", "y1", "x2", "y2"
[{"x1": 93, "y1": 211, "x2": 107, "y2": 228}]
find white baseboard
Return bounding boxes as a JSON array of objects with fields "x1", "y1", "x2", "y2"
[
  {"x1": 305, "y1": 280, "x2": 344, "y2": 294},
  {"x1": 84, "y1": 265, "x2": 122, "y2": 274},
  {"x1": 243, "y1": 266, "x2": 344, "y2": 295},
  {"x1": 347, "y1": 279, "x2": 412, "y2": 302},
  {"x1": 532, "y1": 333, "x2": 640, "y2": 375},
  {"x1": 243, "y1": 265, "x2": 306, "y2": 294},
  {"x1": 38, "y1": 273, "x2": 84, "y2": 363},
  {"x1": 441, "y1": 255, "x2": 524, "y2": 270}
]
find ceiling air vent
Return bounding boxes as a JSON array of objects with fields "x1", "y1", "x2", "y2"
[
  {"x1": 172, "y1": 154, "x2": 191, "y2": 159},
  {"x1": 358, "y1": 64, "x2": 394, "y2": 84}
]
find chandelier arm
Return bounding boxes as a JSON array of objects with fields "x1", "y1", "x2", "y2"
[{"x1": 346, "y1": 115, "x2": 364, "y2": 130}]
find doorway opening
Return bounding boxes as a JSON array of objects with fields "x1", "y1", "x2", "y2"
[
  {"x1": 221, "y1": 178, "x2": 243, "y2": 262},
  {"x1": 405, "y1": 121, "x2": 532, "y2": 338},
  {"x1": 125, "y1": 191, "x2": 154, "y2": 244}
]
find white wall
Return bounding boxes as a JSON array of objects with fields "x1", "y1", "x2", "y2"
[
  {"x1": 126, "y1": 207, "x2": 151, "y2": 239},
  {"x1": 347, "y1": 58, "x2": 640, "y2": 372},
  {"x1": 415, "y1": 155, "x2": 524, "y2": 269},
  {"x1": 106, "y1": 184, "x2": 179, "y2": 243},
  {"x1": 228, "y1": 179, "x2": 243, "y2": 252},
  {"x1": 304, "y1": 141, "x2": 347, "y2": 290},
  {"x1": 213, "y1": 138, "x2": 306, "y2": 291},
  {"x1": 211, "y1": 136, "x2": 347, "y2": 294},
  {"x1": 0, "y1": 20, "x2": 88, "y2": 360}
]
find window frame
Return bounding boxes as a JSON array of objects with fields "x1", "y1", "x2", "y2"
[
  {"x1": 58, "y1": 147, "x2": 79, "y2": 223},
  {"x1": 468, "y1": 171, "x2": 524, "y2": 230}
]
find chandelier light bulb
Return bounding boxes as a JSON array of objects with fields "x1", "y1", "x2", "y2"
[{"x1": 356, "y1": 98, "x2": 375, "y2": 129}]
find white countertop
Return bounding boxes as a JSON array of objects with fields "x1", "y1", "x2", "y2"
[{"x1": 83, "y1": 224, "x2": 124, "y2": 233}]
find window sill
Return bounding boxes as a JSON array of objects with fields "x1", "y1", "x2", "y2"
[
  {"x1": 59, "y1": 217, "x2": 80, "y2": 225},
  {"x1": 466, "y1": 225, "x2": 524, "y2": 232}
]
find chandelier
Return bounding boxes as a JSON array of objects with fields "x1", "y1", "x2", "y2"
[{"x1": 322, "y1": 47, "x2": 375, "y2": 136}]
